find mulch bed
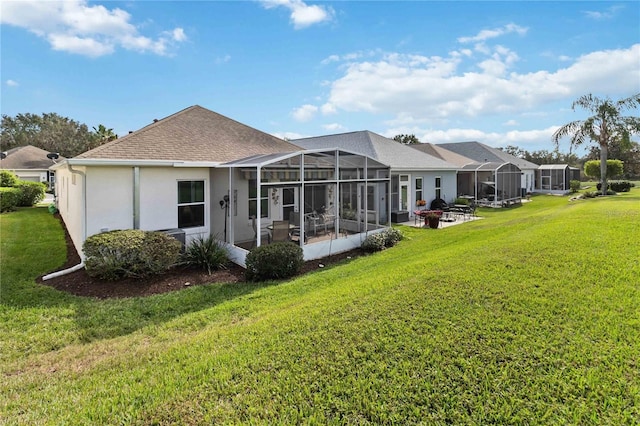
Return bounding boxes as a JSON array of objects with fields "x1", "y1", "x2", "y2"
[{"x1": 37, "y1": 214, "x2": 362, "y2": 299}]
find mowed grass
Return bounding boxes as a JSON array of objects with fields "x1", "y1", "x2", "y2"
[{"x1": 1, "y1": 191, "x2": 639, "y2": 425}]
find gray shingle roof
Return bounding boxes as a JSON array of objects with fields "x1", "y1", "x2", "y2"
[
  {"x1": 436, "y1": 141, "x2": 539, "y2": 170},
  {"x1": 410, "y1": 143, "x2": 476, "y2": 167},
  {"x1": 0, "y1": 145, "x2": 65, "y2": 170},
  {"x1": 75, "y1": 105, "x2": 300, "y2": 163},
  {"x1": 292, "y1": 131, "x2": 458, "y2": 170}
]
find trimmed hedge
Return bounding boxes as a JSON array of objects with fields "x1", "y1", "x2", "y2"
[
  {"x1": 83, "y1": 230, "x2": 182, "y2": 280},
  {"x1": 15, "y1": 181, "x2": 46, "y2": 206},
  {"x1": 0, "y1": 170, "x2": 19, "y2": 187},
  {"x1": 245, "y1": 242, "x2": 304, "y2": 281},
  {"x1": 0, "y1": 187, "x2": 22, "y2": 212}
]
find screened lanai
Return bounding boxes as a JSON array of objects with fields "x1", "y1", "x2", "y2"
[
  {"x1": 218, "y1": 148, "x2": 391, "y2": 266},
  {"x1": 536, "y1": 164, "x2": 580, "y2": 193},
  {"x1": 457, "y1": 162, "x2": 522, "y2": 207}
]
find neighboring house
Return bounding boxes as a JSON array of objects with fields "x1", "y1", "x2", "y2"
[
  {"x1": 0, "y1": 145, "x2": 63, "y2": 188},
  {"x1": 412, "y1": 142, "x2": 526, "y2": 207},
  {"x1": 535, "y1": 164, "x2": 581, "y2": 194},
  {"x1": 435, "y1": 141, "x2": 539, "y2": 195},
  {"x1": 293, "y1": 131, "x2": 459, "y2": 222},
  {"x1": 51, "y1": 106, "x2": 390, "y2": 267}
]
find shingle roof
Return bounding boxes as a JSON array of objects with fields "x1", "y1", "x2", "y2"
[
  {"x1": 436, "y1": 141, "x2": 539, "y2": 170},
  {"x1": 292, "y1": 131, "x2": 458, "y2": 170},
  {"x1": 410, "y1": 143, "x2": 476, "y2": 167},
  {"x1": 0, "y1": 145, "x2": 65, "y2": 170},
  {"x1": 75, "y1": 105, "x2": 300, "y2": 163}
]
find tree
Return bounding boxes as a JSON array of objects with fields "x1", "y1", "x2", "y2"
[
  {"x1": 552, "y1": 93, "x2": 640, "y2": 196},
  {"x1": 584, "y1": 159, "x2": 624, "y2": 181},
  {"x1": 1, "y1": 113, "x2": 106, "y2": 157},
  {"x1": 92, "y1": 124, "x2": 118, "y2": 143},
  {"x1": 393, "y1": 134, "x2": 420, "y2": 144},
  {"x1": 586, "y1": 134, "x2": 640, "y2": 179},
  {"x1": 500, "y1": 145, "x2": 525, "y2": 158}
]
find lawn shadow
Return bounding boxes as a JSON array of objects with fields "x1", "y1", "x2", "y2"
[{"x1": 71, "y1": 279, "x2": 274, "y2": 343}]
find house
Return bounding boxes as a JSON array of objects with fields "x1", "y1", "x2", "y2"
[
  {"x1": 292, "y1": 131, "x2": 459, "y2": 222},
  {"x1": 1, "y1": 145, "x2": 63, "y2": 188},
  {"x1": 412, "y1": 141, "x2": 538, "y2": 207},
  {"x1": 535, "y1": 164, "x2": 581, "y2": 194},
  {"x1": 51, "y1": 106, "x2": 390, "y2": 267}
]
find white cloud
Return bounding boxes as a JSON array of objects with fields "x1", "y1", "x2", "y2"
[
  {"x1": 583, "y1": 5, "x2": 624, "y2": 20},
  {"x1": 320, "y1": 103, "x2": 337, "y2": 115},
  {"x1": 216, "y1": 54, "x2": 231, "y2": 64},
  {"x1": 322, "y1": 123, "x2": 345, "y2": 131},
  {"x1": 458, "y1": 23, "x2": 528, "y2": 44},
  {"x1": 292, "y1": 104, "x2": 318, "y2": 122},
  {"x1": 6, "y1": 79, "x2": 19, "y2": 87},
  {"x1": 503, "y1": 119, "x2": 519, "y2": 126},
  {"x1": 171, "y1": 28, "x2": 187, "y2": 42},
  {"x1": 260, "y1": 0, "x2": 334, "y2": 29},
  {"x1": 0, "y1": 0, "x2": 187, "y2": 57},
  {"x1": 383, "y1": 125, "x2": 560, "y2": 152},
  {"x1": 272, "y1": 131, "x2": 308, "y2": 140},
  {"x1": 319, "y1": 44, "x2": 640, "y2": 123}
]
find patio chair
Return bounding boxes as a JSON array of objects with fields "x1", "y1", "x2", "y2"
[
  {"x1": 289, "y1": 212, "x2": 308, "y2": 243},
  {"x1": 271, "y1": 220, "x2": 292, "y2": 243},
  {"x1": 250, "y1": 215, "x2": 270, "y2": 247}
]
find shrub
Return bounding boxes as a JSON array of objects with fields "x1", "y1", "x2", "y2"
[
  {"x1": 182, "y1": 235, "x2": 229, "y2": 274},
  {"x1": 0, "y1": 170, "x2": 19, "y2": 187},
  {"x1": 383, "y1": 228, "x2": 404, "y2": 247},
  {"x1": 362, "y1": 232, "x2": 387, "y2": 253},
  {"x1": 362, "y1": 228, "x2": 404, "y2": 253},
  {"x1": 0, "y1": 187, "x2": 21, "y2": 212},
  {"x1": 609, "y1": 181, "x2": 633, "y2": 192},
  {"x1": 83, "y1": 230, "x2": 182, "y2": 280},
  {"x1": 15, "y1": 181, "x2": 46, "y2": 206},
  {"x1": 245, "y1": 242, "x2": 304, "y2": 281},
  {"x1": 583, "y1": 191, "x2": 597, "y2": 198},
  {"x1": 569, "y1": 180, "x2": 581, "y2": 193},
  {"x1": 454, "y1": 197, "x2": 470, "y2": 205}
]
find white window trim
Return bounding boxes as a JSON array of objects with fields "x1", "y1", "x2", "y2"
[{"x1": 177, "y1": 179, "x2": 207, "y2": 229}]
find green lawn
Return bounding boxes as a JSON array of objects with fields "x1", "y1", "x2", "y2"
[{"x1": 1, "y1": 191, "x2": 639, "y2": 425}]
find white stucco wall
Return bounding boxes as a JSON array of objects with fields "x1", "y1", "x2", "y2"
[
  {"x1": 56, "y1": 165, "x2": 216, "y2": 258},
  {"x1": 54, "y1": 166, "x2": 85, "y2": 258},
  {"x1": 85, "y1": 167, "x2": 134, "y2": 238},
  {"x1": 138, "y1": 167, "x2": 210, "y2": 244}
]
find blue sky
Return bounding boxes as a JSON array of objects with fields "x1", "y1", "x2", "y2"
[{"x1": 2, "y1": 1, "x2": 639, "y2": 155}]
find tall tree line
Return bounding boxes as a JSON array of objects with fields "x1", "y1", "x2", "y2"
[{"x1": 1, "y1": 112, "x2": 116, "y2": 158}]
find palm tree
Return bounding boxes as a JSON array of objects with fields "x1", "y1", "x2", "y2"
[
  {"x1": 92, "y1": 124, "x2": 118, "y2": 143},
  {"x1": 552, "y1": 93, "x2": 640, "y2": 195}
]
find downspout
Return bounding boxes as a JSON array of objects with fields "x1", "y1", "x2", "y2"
[
  {"x1": 133, "y1": 166, "x2": 140, "y2": 229},
  {"x1": 43, "y1": 163, "x2": 86, "y2": 280}
]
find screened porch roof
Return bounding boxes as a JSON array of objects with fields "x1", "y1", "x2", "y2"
[
  {"x1": 218, "y1": 147, "x2": 391, "y2": 171},
  {"x1": 538, "y1": 164, "x2": 570, "y2": 170},
  {"x1": 460, "y1": 161, "x2": 521, "y2": 172}
]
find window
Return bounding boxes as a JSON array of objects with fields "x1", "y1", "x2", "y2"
[
  {"x1": 248, "y1": 179, "x2": 269, "y2": 218},
  {"x1": 435, "y1": 176, "x2": 441, "y2": 200},
  {"x1": 415, "y1": 177, "x2": 423, "y2": 204},
  {"x1": 178, "y1": 180, "x2": 205, "y2": 228}
]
